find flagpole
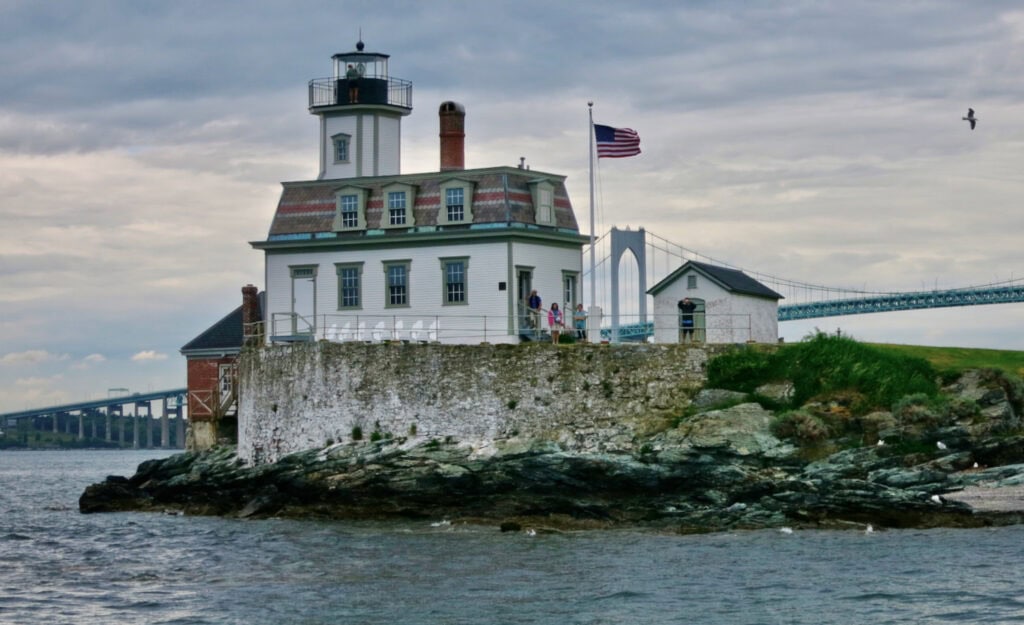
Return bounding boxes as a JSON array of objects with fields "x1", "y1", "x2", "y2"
[{"x1": 588, "y1": 102, "x2": 596, "y2": 309}]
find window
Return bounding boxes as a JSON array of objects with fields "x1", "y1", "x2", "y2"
[
  {"x1": 332, "y1": 134, "x2": 350, "y2": 163},
  {"x1": 333, "y1": 187, "x2": 366, "y2": 231},
  {"x1": 529, "y1": 179, "x2": 556, "y2": 225},
  {"x1": 441, "y1": 257, "x2": 469, "y2": 305},
  {"x1": 388, "y1": 191, "x2": 407, "y2": 225},
  {"x1": 383, "y1": 261, "x2": 410, "y2": 307},
  {"x1": 439, "y1": 179, "x2": 474, "y2": 225},
  {"x1": 446, "y1": 187, "x2": 464, "y2": 222},
  {"x1": 538, "y1": 189, "x2": 552, "y2": 223},
  {"x1": 687, "y1": 275, "x2": 698, "y2": 289},
  {"x1": 381, "y1": 183, "x2": 416, "y2": 229},
  {"x1": 339, "y1": 194, "x2": 359, "y2": 228},
  {"x1": 563, "y1": 272, "x2": 578, "y2": 311},
  {"x1": 336, "y1": 263, "x2": 363, "y2": 309}
]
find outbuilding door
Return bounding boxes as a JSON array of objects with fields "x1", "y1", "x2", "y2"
[{"x1": 679, "y1": 297, "x2": 706, "y2": 343}]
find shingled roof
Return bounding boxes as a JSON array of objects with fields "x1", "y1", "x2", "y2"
[
  {"x1": 648, "y1": 260, "x2": 783, "y2": 300},
  {"x1": 180, "y1": 292, "x2": 264, "y2": 355},
  {"x1": 264, "y1": 166, "x2": 577, "y2": 239}
]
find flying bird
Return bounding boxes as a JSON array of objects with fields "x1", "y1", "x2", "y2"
[{"x1": 963, "y1": 108, "x2": 977, "y2": 130}]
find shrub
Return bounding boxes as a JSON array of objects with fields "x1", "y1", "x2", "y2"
[
  {"x1": 772, "y1": 410, "x2": 829, "y2": 443},
  {"x1": 351, "y1": 425, "x2": 363, "y2": 441},
  {"x1": 370, "y1": 430, "x2": 383, "y2": 442},
  {"x1": 706, "y1": 348, "x2": 775, "y2": 392}
]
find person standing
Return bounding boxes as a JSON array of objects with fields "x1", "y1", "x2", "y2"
[
  {"x1": 346, "y1": 64, "x2": 360, "y2": 103},
  {"x1": 548, "y1": 303, "x2": 563, "y2": 344},
  {"x1": 573, "y1": 303, "x2": 587, "y2": 341},
  {"x1": 527, "y1": 290, "x2": 542, "y2": 331},
  {"x1": 678, "y1": 297, "x2": 697, "y2": 342}
]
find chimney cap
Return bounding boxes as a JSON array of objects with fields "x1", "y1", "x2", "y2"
[{"x1": 439, "y1": 101, "x2": 465, "y2": 114}]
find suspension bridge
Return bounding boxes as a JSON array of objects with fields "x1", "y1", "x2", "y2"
[{"x1": 586, "y1": 227, "x2": 1024, "y2": 339}]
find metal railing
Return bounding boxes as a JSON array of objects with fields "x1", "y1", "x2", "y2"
[
  {"x1": 260, "y1": 311, "x2": 759, "y2": 345},
  {"x1": 605, "y1": 312, "x2": 755, "y2": 344},
  {"x1": 308, "y1": 76, "x2": 413, "y2": 109},
  {"x1": 269, "y1": 312, "x2": 521, "y2": 344}
]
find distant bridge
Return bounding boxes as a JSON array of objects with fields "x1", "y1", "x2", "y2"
[
  {"x1": 777, "y1": 283, "x2": 1024, "y2": 321},
  {"x1": 585, "y1": 227, "x2": 1024, "y2": 336},
  {"x1": 0, "y1": 388, "x2": 188, "y2": 449}
]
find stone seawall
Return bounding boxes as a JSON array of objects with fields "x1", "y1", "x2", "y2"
[{"x1": 238, "y1": 342, "x2": 733, "y2": 464}]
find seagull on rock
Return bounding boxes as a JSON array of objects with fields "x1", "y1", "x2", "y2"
[
  {"x1": 936, "y1": 441, "x2": 947, "y2": 450},
  {"x1": 963, "y1": 108, "x2": 977, "y2": 130}
]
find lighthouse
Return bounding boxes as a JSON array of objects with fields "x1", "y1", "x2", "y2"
[{"x1": 308, "y1": 40, "x2": 413, "y2": 180}]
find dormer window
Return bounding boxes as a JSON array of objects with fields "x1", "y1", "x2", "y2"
[
  {"x1": 438, "y1": 179, "x2": 475, "y2": 225},
  {"x1": 446, "y1": 188, "x2": 463, "y2": 222},
  {"x1": 333, "y1": 186, "x2": 367, "y2": 232},
  {"x1": 332, "y1": 133, "x2": 351, "y2": 163},
  {"x1": 381, "y1": 183, "x2": 417, "y2": 229},
  {"x1": 529, "y1": 179, "x2": 556, "y2": 226},
  {"x1": 388, "y1": 191, "x2": 407, "y2": 225}
]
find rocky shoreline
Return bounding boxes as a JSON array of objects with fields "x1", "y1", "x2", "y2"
[
  {"x1": 80, "y1": 362, "x2": 1024, "y2": 533},
  {"x1": 80, "y1": 387, "x2": 1024, "y2": 533}
]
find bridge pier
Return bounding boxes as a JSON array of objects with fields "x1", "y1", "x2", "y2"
[
  {"x1": 161, "y1": 397, "x2": 170, "y2": 449},
  {"x1": 176, "y1": 412, "x2": 185, "y2": 448},
  {"x1": 105, "y1": 409, "x2": 112, "y2": 443}
]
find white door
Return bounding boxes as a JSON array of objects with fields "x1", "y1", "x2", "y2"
[{"x1": 290, "y1": 266, "x2": 317, "y2": 335}]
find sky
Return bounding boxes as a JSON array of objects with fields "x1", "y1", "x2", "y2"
[{"x1": 2, "y1": 0, "x2": 1023, "y2": 413}]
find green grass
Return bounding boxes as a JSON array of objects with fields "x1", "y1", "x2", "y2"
[
  {"x1": 868, "y1": 343, "x2": 1024, "y2": 378},
  {"x1": 708, "y1": 333, "x2": 939, "y2": 412}
]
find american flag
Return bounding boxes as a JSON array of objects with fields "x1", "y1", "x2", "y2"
[{"x1": 594, "y1": 124, "x2": 641, "y2": 158}]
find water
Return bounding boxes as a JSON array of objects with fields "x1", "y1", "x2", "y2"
[{"x1": 3, "y1": 450, "x2": 1024, "y2": 625}]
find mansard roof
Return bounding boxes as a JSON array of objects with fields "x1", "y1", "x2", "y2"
[
  {"x1": 648, "y1": 260, "x2": 783, "y2": 300},
  {"x1": 262, "y1": 166, "x2": 578, "y2": 240}
]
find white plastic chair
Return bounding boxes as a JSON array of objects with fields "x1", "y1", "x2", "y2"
[
  {"x1": 428, "y1": 319, "x2": 438, "y2": 342},
  {"x1": 356, "y1": 321, "x2": 366, "y2": 342},
  {"x1": 410, "y1": 320, "x2": 424, "y2": 342},
  {"x1": 339, "y1": 322, "x2": 352, "y2": 342},
  {"x1": 393, "y1": 319, "x2": 404, "y2": 341},
  {"x1": 326, "y1": 324, "x2": 338, "y2": 341},
  {"x1": 372, "y1": 321, "x2": 385, "y2": 342}
]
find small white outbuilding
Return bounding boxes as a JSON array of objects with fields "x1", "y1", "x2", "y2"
[{"x1": 647, "y1": 260, "x2": 783, "y2": 344}]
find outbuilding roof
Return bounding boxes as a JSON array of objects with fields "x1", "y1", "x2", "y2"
[
  {"x1": 180, "y1": 292, "x2": 264, "y2": 356},
  {"x1": 648, "y1": 260, "x2": 783, "y2": 300}
]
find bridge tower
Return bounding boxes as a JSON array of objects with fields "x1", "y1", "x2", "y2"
[
  {"x1": 309, "y1": 39, "x2": 414, "y2": 180},
  {"x1": 609, "y1": 227, "x2": 649, "y2": 339}
]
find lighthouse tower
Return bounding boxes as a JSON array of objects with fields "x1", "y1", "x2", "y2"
[{"x1": 308, "y1": 40, "x2": 413, "y2": 180}]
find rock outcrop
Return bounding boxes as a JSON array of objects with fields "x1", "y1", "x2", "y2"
[{"x1": 80, "y1": 369, "x2": 1024, "y2": 533}]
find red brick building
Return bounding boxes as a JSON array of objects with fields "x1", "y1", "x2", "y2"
[{"x1": 179, "y1": 285, "x2": 263, "y2": 449}]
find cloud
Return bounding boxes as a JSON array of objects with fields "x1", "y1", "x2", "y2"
[
  {"x1": 70, "y1": 353, "x2": 107, "y2": 371},
  {"x1": 131, "y1": 351, "x2": 169, "y2": 362},
  {"x1": 0, "y1": 350, "x2": 70, "y2": 366}
]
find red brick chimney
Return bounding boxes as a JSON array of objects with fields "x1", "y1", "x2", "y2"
[
  {"x1": 241, "y1": 284, "x2": 260, "y2": 346},
  {"x1": 439, "y1": 101, "x2": 465, "y2": 171}
]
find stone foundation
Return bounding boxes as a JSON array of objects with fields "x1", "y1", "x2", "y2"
[{"x1": 238, "y1": 341, "x2": 732, "y2": 464}]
